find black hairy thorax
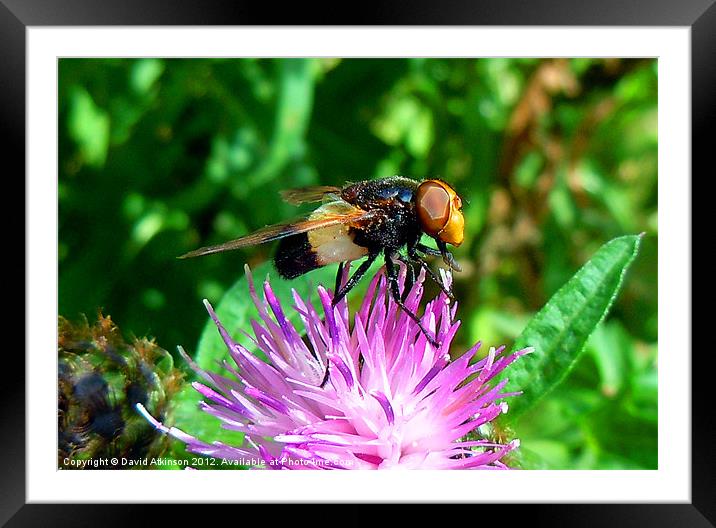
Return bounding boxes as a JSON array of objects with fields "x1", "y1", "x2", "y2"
[{"x1": 341, "y1": 177, "x2": 422, "y2": 252}]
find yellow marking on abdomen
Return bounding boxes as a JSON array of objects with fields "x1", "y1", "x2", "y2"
[{"x1": 308, "y1": 224, "x2": 368, "y2": 265}]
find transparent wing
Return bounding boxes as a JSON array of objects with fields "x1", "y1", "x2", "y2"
[
  {"x1": 279, "y1": 185, "x2": 342, "y2": 205},
  {"x1": 178, "y1": 202, "x2": 375, "y2": 259}
]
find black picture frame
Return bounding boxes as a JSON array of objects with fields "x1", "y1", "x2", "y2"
[{"x1": 6, "y1": 0, "x2": 707, "y2": 525}]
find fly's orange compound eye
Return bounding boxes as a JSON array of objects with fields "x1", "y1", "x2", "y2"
[
  {"x1": 416, "y1": 180, "x2": 451, "y2": 237},
  {"x1": 416, "y1": 179, "x2": 465, "y2": 247}
]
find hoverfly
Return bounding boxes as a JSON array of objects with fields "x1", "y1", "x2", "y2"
[{"x1": 180, "y1": 176, "x2": 465, "y2": 347}]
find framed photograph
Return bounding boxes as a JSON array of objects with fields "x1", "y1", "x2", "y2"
[{"x1": 9, "y1": 0, "x2": 707, "y2": 523}]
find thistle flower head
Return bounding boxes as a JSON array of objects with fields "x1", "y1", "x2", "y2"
[
  {"x1": 59, "y1": 313, "x2": 184, "y2": 468},
  {"x1": 140, "y1": 264, "x2": 531, "y2": 469}
]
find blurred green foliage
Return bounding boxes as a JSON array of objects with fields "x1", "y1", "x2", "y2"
[{"x1": 59, "y1": 58, "x2": 657, "y2": 469}]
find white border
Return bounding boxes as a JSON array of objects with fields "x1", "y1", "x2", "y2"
[{"x1": 28, "y1": 27, "x2": 690, "y2": 502}]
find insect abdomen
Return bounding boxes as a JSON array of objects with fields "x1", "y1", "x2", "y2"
[
  {"x1": 274, "y1": 233, "x2": 321, "y2": 279},
  {"x1": 274, "y1": 223, "x2": 369, "y2": 279}
]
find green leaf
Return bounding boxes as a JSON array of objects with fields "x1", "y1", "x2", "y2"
[
  {"x1": 234, "y1": 58, "x2": 317, "y2": 196},
  {"x1": 501, "y1": 234, "x2": 643, "y2": 422},
  {"x1": 68, "y1": 86, "x2": 110, "y2": 168},
  {"x1": 131, "y1": 58, "x2": 164, "y2": 95},
  {"x1": 511, "y1": 439, "x2": 571, "y2": 469},
  {"x1": 586, "y1": 320, "x2": 633, "y2": 398}
]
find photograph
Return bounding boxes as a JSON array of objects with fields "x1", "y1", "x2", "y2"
[{"x1": 57, "y1": 57, "x2": 658, "y2": 471}]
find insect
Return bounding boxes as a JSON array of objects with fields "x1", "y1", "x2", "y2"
[{"x1": 180, "y1": 176, "x2": 465, "y2": 347}]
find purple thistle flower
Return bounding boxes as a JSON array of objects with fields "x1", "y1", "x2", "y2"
[{"x1": 138, "y1": 264, "x2": 532, "y2": 469}]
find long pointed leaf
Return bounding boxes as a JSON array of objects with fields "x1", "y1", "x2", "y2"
[{"x1": 501, "y1": 234, "x2": 643, "y2": 422}]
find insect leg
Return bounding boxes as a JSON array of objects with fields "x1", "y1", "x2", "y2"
[
  {"x1": 320, "y1": 261, "x2": 344, "y2": 388},
  {"x1": 332, "y1": 252, "x2": 379, "y2": 307},
  {"x1": 319, "y1": 358, "x2": 331, "y2": 388},
  {"x1": 436, "y1": 240, "x2": 462, "y2": 272},
  {"x1": 395, "y1": 253, "x2": 416, "y2": 284},
  {"x1": 334, "y1": 261, "x2": 346, "y2": 296},
  {"x1": 385, "y1": 252, "x2": 440, "y2": 348},
  {"x1": 323, "y1": 253, "x2": 377, "y2": 387},
  {"x1": 415, "y1": 242, "x2": 442, "y2": 257},
  {"x1": 406, "y1": 246, "x2": 455, "y2": 302},
  {"x1": 393, "y1": 253, "x2": 416, "y2": 301},
  {"x1": 416, "y1": 241, "x2": 461, "y2": 272}
]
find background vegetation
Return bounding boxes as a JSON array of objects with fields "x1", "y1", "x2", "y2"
[{"x1": 59, "y1": 58, "x2": 658, "y2": 469}]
